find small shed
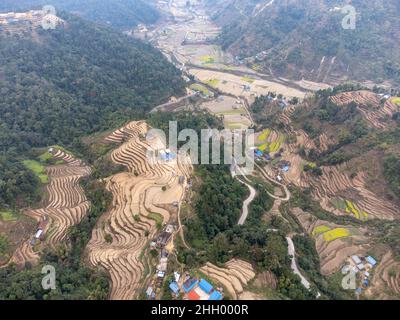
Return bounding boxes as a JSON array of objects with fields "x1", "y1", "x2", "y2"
[
  {"x1": 366, "y1": 256, "x2": 377, "y2": 267},
  {"x1": 169, "y1": 282, "x2": 180, "y2": 295},
  {"x1": 199, "y1": 279, "x2": 213, "y2": 294}
]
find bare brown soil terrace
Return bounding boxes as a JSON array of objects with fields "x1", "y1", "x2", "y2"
[{"x1": 199, "y1": 259, "x2": 256, "y2": 299}]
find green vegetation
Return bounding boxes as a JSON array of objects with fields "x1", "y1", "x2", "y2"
[
  {"x1": 22, "y1": 160, "x2": 48, "y2": 184},
  {"x1": 0, "y1": 180, "x2": 111, "y2": 299},
  {"x1": 0, "y1": 13, "x2": 184, "y2": 209},
  {"x1": 0, "y1": 210, "x2": 17, "y2": 221},
  {"x1": 293, "y1": 235, "x2": 352, "y2": 300},
  {"x1": 312, "y1": 225, "x2": 331, "y2": 236},
  {"x1": 38, "y1": 152, "x2": 53, "y2": 163}
]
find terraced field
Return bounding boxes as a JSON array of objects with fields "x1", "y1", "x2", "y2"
[
  {"x1": 366, "y1": 252, "x2": 400, "y2": 299},
  {"x1": 86, "y1": 121, "x2": 192, "y2": 300},
  {"x1": 255, "y1": 129, "x2": 285, "y2": 154},
  {"x1": 199, "y1": 259, "x2": 256, "y2": 300},
  {"x1": 8, "y1": 149, "x2": 91, "y2": 267}
]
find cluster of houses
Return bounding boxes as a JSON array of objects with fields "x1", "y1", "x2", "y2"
[
  {"x1": 0, "y1": 10, "x2": 63, "y2": 33},
  {"x1": 146, "y1": 224, "x2": 176, "y2": 299},
  {"x1": 169, "y1": 275, "x2": 223, "y2": 301},
  {"x1": 345, "y1": 254, "x2": 378, "y2": 295}
]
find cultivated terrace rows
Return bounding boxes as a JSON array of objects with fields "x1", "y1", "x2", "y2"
[{"x1": 86, "y1": 121, "x2": 192, "y2": 300}]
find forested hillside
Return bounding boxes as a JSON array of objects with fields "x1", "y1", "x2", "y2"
[
  {"x1": 207, "y1": 0, "x2": 400, "y2": 85},
  {"x1": 0, "y1": 0, "x2": 159, "y2": 30},
  {"x1": 0, "y1": 13, "x2": 185, "y2": 209}
]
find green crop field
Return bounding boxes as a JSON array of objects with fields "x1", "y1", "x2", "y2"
[
  {"x1": 323, "y1": 228, "x2": 350, "y2": 242},
  {"x1": 0, "y1": 210, "x2": 17, "y2": 221}
]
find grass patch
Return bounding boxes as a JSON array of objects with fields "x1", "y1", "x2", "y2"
[
  {"x1": 200, "y1": 55, "x2": 215, "y2": 64},
  {"x1": 241, "y1": 76, "x2": 254, "y2": 84},
  {"x1": 344, "y1": 200, "x2": 368, "y2": 221},
  {"x1": 323, "y1": 228, "x2": 350, "y2": 242},
  {"x1": 225, "y1": 123, "x2": 244, "y2": 130},
  {"x1": 22, "y1": 160, "x2": 48, "y2": 183},
  {"x1": 0, "y1": 210, "x2": 17, "y2": 221}
]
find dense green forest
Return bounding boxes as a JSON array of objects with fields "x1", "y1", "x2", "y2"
[
  {"x1": 0, "y1": 0, "x2": 159, "y2": 30},
  {"x1": 0, "y1": 13, "x2": 185, "y2": 209}
]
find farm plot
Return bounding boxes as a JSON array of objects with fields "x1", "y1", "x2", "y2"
[
  {"x1": 22, "y1": 160, "x2": 48, "y2": 184},
  {"x1": 86, "y1": 121, "x2": 192, "y2": 300},
  {"x1": 199, "y1": 259, "x2": 256, "y2": 300}
]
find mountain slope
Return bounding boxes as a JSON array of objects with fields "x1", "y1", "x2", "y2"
[
  {"x1": 0, "y1": 13, "x2": 185, "y2": 208},
  {"x1": 0, "y1": 0, "x2": 160, "y2": 30},
  {"x1": 208, "y1": 0, "x2": 400, "y2": 86}
]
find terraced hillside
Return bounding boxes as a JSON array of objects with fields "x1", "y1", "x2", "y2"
[
  {"x1": 8, "y1": 149, "x2": 91, "y2": 267},
  {"x1": 86, "y1": 121, "x2": 192, "y2": 300},
  {"x1": 292, "y1": 208, "x2": 370, "y2": 275},
  {"x1": 280, "y1": 89, "x2": 400, "y2": 222},
  {"x1": 209, "y1": 0, "x2": 400, "y2": 85}
]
